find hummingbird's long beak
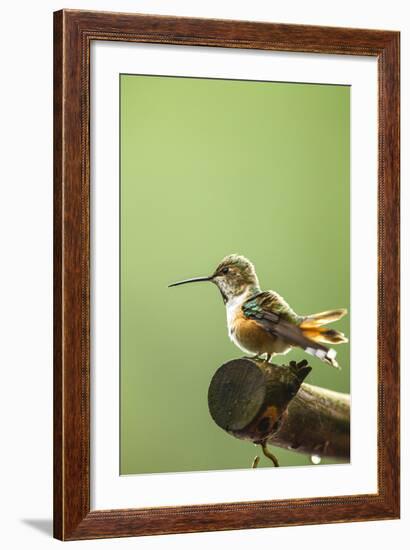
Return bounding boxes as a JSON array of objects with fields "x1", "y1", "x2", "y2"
[{"x1": 168, "y1": 276, "x2": 213, "y2": 288}]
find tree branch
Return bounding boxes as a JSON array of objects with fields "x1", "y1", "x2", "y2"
[{"x1": 208, "y1": 357, "x2": 350, "y2": 462}]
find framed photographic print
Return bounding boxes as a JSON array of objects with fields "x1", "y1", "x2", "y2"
[{"x1": 54, "y1": 9, "x2": 400, "y2": 540}]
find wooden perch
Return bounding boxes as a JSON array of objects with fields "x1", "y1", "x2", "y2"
[{"x1": 208, "y1": 358, "x2": 350, "y2": 462}]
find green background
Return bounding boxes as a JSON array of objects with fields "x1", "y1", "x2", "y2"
[{"x1": 120, "y1": 75, "x2": 350, "y2": 474}]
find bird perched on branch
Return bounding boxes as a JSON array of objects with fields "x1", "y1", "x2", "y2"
[{"x1": 169, "y1": 254, "x2": 348, "y2": 368}]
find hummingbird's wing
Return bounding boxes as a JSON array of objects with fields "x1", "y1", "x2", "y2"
[
  {"x1": 243, "y1": 290, "x2": 301, "y2": 324},
  {"x1": 242, "y1": 291, "x2": 340, "y2": 368}
]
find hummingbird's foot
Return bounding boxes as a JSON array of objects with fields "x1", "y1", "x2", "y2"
[{"x1": 265, "y1": 353, "x2": 272, "y2": 364}]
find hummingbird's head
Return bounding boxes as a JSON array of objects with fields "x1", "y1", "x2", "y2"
[
  {"x1": 211, "y1": 255, "x2": 260, "y2": 302},
  {"x1": 168, "y1": 254, "x2": 260, "y2": 304}
]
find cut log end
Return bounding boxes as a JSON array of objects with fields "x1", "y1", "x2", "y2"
[{"x1": 208, "y1": 359, "x2": 266, "y2": 431}]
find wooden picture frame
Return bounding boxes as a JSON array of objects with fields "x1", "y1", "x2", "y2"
[{"x1": 54, "y1": 9, "x2": 400, "y2": 540}]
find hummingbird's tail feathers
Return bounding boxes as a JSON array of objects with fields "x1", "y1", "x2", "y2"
[
  {"x1": 300, "y1": 308, "x2": 347, "y2": 329},
  {"x1": 305, "y1": 346, "x2": 340, "y2": 369},
  {"x1": 302, "y1": 327, "x2": 348, "y2": 345}
]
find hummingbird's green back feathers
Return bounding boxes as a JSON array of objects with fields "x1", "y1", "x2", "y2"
[{"x1": 243, "y1": 290, "x2": 301, "y2": 325}]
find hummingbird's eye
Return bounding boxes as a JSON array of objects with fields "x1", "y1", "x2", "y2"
[{"x1": 221, "y1": 267, "x2": 229, "y2": 275}]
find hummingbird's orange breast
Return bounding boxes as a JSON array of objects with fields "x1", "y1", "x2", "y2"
[
  {"x1": 230, "y1": 308, "x2": 290, "y2": 356},
  {"x1": 233, "y1": 312, "x2": 272, "y2": 353}
]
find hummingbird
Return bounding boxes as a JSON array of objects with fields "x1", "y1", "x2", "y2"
[{"x1": 169, "y1": 254, "x2": 348, "y2": 368}]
